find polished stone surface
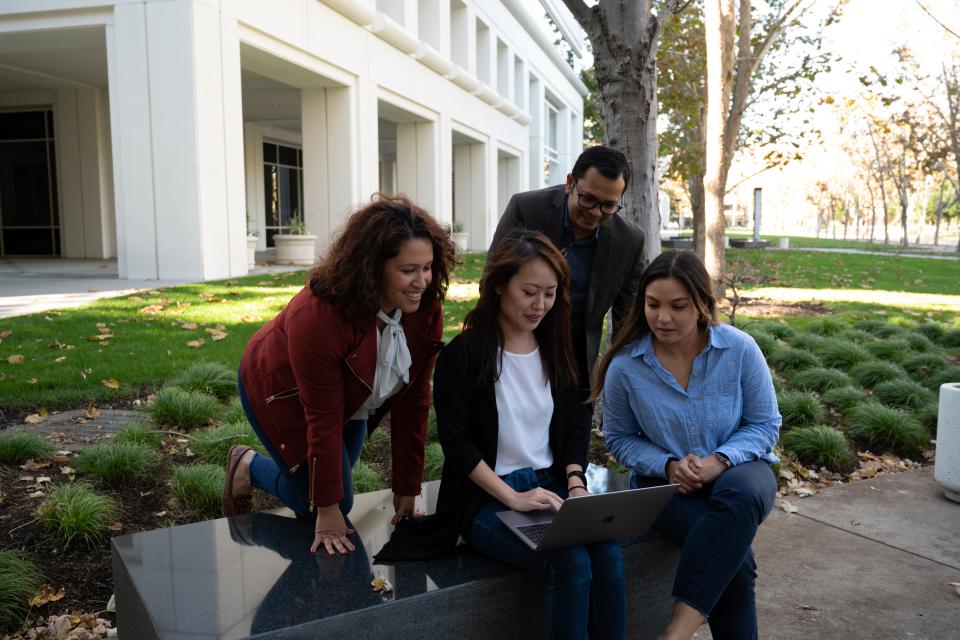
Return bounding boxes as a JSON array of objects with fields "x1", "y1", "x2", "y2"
[{"x1": 112, "y1": 465, "x2": 670, "y2": 640}]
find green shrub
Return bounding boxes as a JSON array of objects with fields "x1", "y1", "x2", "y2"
[
  {"x1": 423, "y1": 442, "x2": 445, "y2": 482},
  {"x1": 0, "y1": 550, "x2": 44, "y2": 633},
  {"x1": 820, "y1": 386, "x2": 869, "y2": 412},
  {"x1": 847, "y1": 403, "x2": 927, "y2": 455},
  {"x1": 0, "y1": 432, "x2": 55, "y2": 464},
  {"x1": 913, "y1": 322, "x2": 946, "y2": 342},
  {"x1": 864, "y1": 338, "x2": 913, "y2": 364},
  {"x1": 872, "y1": 379, "x2": 936, "y2": 411},
  {"x1": 771, "y1": 375, "x2": 783, "y2": 394},
  {"x1": 917, "y1": 402, "x2": 939, "y2": 435},
  {"x1": 747, "y1": 331, "x2": 778, "y2": 357},
  {"x1": 190, "y1": 422, "x2": 263, "y2": 466},
  {"x1": 169, "y1": 362, "x2": 237, "y2": 401},
  {"x1": 817, "y1": 338, "x2": 870, "y2": 370},
  {"x1": 776, "y1": 391, "x2": 824, "y2": 429},
  {"x1": 837, "y1": 328, "x2": 873, "y2": 344},
  {"x1": 780, "y1": 426, "x2": 853, "y2": 472},
  {"x1": 427, "y1": 407, "x2": 439, "y2": 442},
  {"x1": 806, "y1": 317, "x2": 847, "y2": 337},
  {"x1": 147, "y1": 387, "x2": 221, "y2": 430},
  {"x1": 788, "y1": 332, "x2": 825, "y2": 352},
  {"x1": 759, "y1": 322, "x2": 796, "y2": 341},
  {"x1": 41, "y1": 482, "x2": 119, "y2": 547},
  {"x1": 75, "y1": 442, "x2": 158, "y2": 485},
  {"x1": 223, "y1": 397, "x2": 247, "y2": 425},
  {"x1": 849, "y1": 361, "x2": 905, "y2": 389},
  {"x1": 940, "y1": 328, "x2": 960, "y2": 348},
  {"x1": 926, "y1": 366, "x2": 960, "y2": 391},
  {"x1": 768, "y1": 347, "x2": 820, "y2": 373},
  {"x1": 868, "y1": 322, "x2": 907, "y2": 338},
  {"x1": 172, "y1": 464, "x2": 225, "y2": 517},
  {"x1": 790, "y1": 367, "x2": 854, "y2": 394},
  {"x1": 855, "y1": 319, "x2": 889, "y2": 334},
  {"x1": 900, "y1": 353, "x2": 949, "y2": 380},
  {"x1": 112, "y1": 421, "x2": 165, "y2": 448},
  {"x1": 904, "y1": 333, "x2": 936, "y2": 353},
  {"x1": 351, "y1": 461, "x2": 383, "y2": 494}
]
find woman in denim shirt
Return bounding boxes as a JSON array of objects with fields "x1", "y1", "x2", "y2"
[{"x1": 592, "y1": 251, "x2": 780, "y2": 640}]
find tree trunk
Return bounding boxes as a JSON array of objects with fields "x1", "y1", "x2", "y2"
[
  {"x1": 866, "y1": 180, "x2": 877, "y2": 243},
  {"x1": 689, "y1": 172, "x2": 705, "y2": 248},
  {"x1": 563, "y1": 0, "x2": 671, "y2": 267}
]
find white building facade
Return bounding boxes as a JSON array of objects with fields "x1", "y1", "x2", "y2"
[{"x1": 0, "y1": 0, "x2": 586, "y2": 280}]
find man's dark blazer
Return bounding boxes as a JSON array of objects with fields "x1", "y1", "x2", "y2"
[{"x1": 488, "y1": 184, "x2": 646, "y2": 384}]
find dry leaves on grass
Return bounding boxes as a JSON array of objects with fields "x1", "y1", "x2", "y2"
[
  {"x1": 101, "y1": 379, "x2": 120, "y2": 390},
  {"x1": 8, "y1": 354, "x2": 26, "y2": 364},
  {"x1": 139, "y1": 304, "x2": 164, "y2": 314},
  {"x1": 28, "y1": 585, "x2": 65, "y2": 607},
  {"x1": 186, "y1": 339, "x2": 205, "y2": 349},
  {"x1": 777, "y1": 450, "x2": 926, "y2": 499},
  {"x1": 13, "y1": 613, "x2": 115, "y2": 640},
  {"x1": 0, "y1": 329, "x2": 12, "y2": 338},
  {"x1": 85, "y1": 402, "x2": 101, "y2": 419},
  {"x1": 25, "y1": 408, "x2": 49, "y2": 424}
]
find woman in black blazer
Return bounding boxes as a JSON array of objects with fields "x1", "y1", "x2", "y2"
[{"x1": 379, "y1": 231, "x2": 625, "y2": 640}]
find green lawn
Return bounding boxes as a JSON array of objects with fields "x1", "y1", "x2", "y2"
[{"x1": 727, "y1": 231, "x2": 960, "y2": 255}]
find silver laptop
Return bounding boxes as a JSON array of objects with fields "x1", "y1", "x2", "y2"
[{"x1": 496, "y1": 484, "x2": 680, "y2": 551}]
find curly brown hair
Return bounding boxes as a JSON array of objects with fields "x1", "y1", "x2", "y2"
[{"x1": 308, "y1": 193, "x2": 458, "y2": 320}]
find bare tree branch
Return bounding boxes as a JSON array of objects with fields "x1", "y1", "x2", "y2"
[{"x1": 559, "y1": 0, "x2": 594, "y2": 30}]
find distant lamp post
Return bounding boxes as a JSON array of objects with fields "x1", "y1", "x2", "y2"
[{"x1": 753, "y1": 188, "x2": 762, "y2": 242}]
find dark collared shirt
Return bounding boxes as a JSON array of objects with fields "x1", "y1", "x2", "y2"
[{"x1": 561, "y1": 200, "x2": 599, "y2": 386}]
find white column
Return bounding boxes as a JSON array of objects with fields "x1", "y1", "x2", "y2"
[
  {"x1": 55, "y1": 89, "x2": 83, "y2": 258},
  {"x1": 302, "y1": 88, "x2": 329, "y2": 253},
  {"x1": 557, "y1": 103, "x2": 571, "y2": 175},
  {"x1": 437, "y1": 114, "x2": 453, "y2": 224},
  {"x1": 77, "y1": 88, "x2": 115, "y2": 259},
  {"x1": 396, "y1": 121, "x2": 439, "y2": 214},
  {"x1": 528, "y1": 75, "x2": 545, "y2": 189},
  {"x1": 325, "y1": 85, "x2": 360, "y2": 241}
]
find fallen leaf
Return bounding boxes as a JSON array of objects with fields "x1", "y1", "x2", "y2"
[
  {"x1": 28, "y1": 585, "x2": 66, "y2": 607},
  {"x1": 25, "y1": 411, "x2": 48, "y2": 424},
  {"x1": 27, "y1": 378, "x2": 38, "y2": 384},
  {"x1": 207, "y1": 329, "x2": 228, "y2": 341},
  {"x1": 7, "y1": 354, "x2": 25, "y2": 364},
  {"x1": 97, "y1": 323, "x2": 111, "y2": 334},
  {"x1": 61, "y1": 466, "x2": 75, "y2": 475},
  {"x1": 776, "y1": 499, "x2": 799, "y2": 514},
  {"x1": 19, "y1": 476, "x2": 35, "y2": 482},
  {"x1": 948, "y1": 582, "x2": 960, "y2": 597},
  {"x1": 139, "y1": 304, "x2": 164, "y2": 314},
  {"x1": 81, "y1": 368, "x2": 92, "y2": 379},
  {"x1": 108, "y1": 522, "x2": 124, "y2": 532},
  {"x1": 0, "y1": 330, "x2": 12, "y2": 338},
  {"x1": 186, "y1": 339, "x2": 206, "y2": 349},
  {"x1": 181, "y1": 322, "x2": 198, "y2": 330},
  {"x1": 102, "y1": 379, "x2": 120, "y2": 390},
  {"x1": 371, "y1": 576, "x2": 393, "y2": 593},
  {"x1": 127, "y1": 296, "x2": 144, "y2": 302},
  {"x1": 85, "y1": 401, "x2": 101, "y2": 419},
  {"x1": 29, "y1": 490, "x2": 45, "y2": 498},
  {"x1": 36, "y1": 476, "x2": 51, "y2": 483},
  {"x1": 154, "y1": 510, "x2": 167, "y2": 518},
  {"x1": 87, "y1": 334, "x2": 113, "y2": 341},
  {"x1": 55, "y1": 356, "x2": 66, "y2": 363}
]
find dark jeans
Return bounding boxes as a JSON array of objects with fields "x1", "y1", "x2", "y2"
[
  {"x1": 465, "y1": 467, "x2": 626, "y2": 640},
  {"x1": 633, "y1": 460, "x2": 777, "y2": 640},
  {"x1": 238, "y1": 371, "x2": 366, "y2": 520}
]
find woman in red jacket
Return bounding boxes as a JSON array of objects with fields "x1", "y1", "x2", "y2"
[{"x1": 224, "y1": 194, "x2": 457, "y2": 556}]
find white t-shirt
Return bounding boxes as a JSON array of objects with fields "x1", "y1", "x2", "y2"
[{"x1": 493, "y1": 348, "x2": 555, "y2": 475}]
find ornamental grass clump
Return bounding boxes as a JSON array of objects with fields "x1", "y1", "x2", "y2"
[
  {"x1": 849, "y1": 360, "x2": 905, "y2": 389},
  {"x1": 757, "y1": 322, "x2": 796, "y2": 341},
  {"x1": 190, "y1": 421, "x2": 263, "y2": 466},
  {"x1": 351, "y1": 461, "x2": 383, "y2": 494},
  {"x1": 900, "y1": 353, "x2": 949, "y2": 380},
  {"x1": 790, "y1": 368, "x2": 853, "y2": 394},
  {"x1": 872, "y1": 379, "x2": 936, "y2": 411},
  {"x1": 917, "y1": 402, "x2": 939, "y2": 436},
  {"x1": 40, "y1": 482, "x2": 119, "y2": 547},
  {"x1": 423, "y1": 442, "x2": 445, "y2": 482},
  {"x1": 847, "y1": 403, "x2": 927, "y2": 456},
  {"x1": 806, "y1": 317, "x2": 847, "y2": 337},
  {"x1": 223, "y1": 396, "x2": 247, "y2": 425},
  {"x1": 904, "y1": 333, "x2": 936, "y2": 353},
  {"x1": 147, "y1": 387, "x2": 221, "y2": 430},
  {"x1": 776, "y1": 391, "x2": 824, "y2": 429},
  {"x1": 820, "y1": 386, "x2": 869, "y2": 413},
  {"x1": 837, "y1": 328, "x2": 873, "y2": 344},
  {"x1": 926, "y1": 366, "x2": 960, "y2": 391},
  {"x1": 0, "y1": 432, "x2": 55, "y2": 464},
  {"x1": 746, "y1": 331, "x2": 778, "y2": 357},
  {"x1": 169, "y1": 361, "x2": 237, "y2": 401},
  {"x1": 866, "y1": 322, "x2": 906, "y2": 338},
  {"x1": 172, "y1": 464, "x2": 225, "y2": 517},
  {"x1": 768, "y1": 347, "x2": 820, "y2": 374},
  {"x1": 112, "y1": 421, "x2": 165, "y2": 448},
  {"x1": 0, "y1": 550, "x2": 43, "y2": 633},
  {"x1": 75, "y1": 442, "x2": 158, "y2": 485},
  {"x1": 787, "y1": 332, "x2": 825, "y2": 353},
  {"x1": 913, "y1": 322, "x2": 946, "y2": 342},
  {"x1": 864, "y1": 338, "x2": 913, "y2": 364},
  {"x1": 780, "y1": 426, "x2": 853, "y2": 472},
  {"x1": 855, "y1": 319, "x2": 889, "y2": 334},
  {"x1": 941, "y1": 328, "x2": 960, "y2": 348},
  {"x1": 816, "y1": 338, "x2": 870, "y2": 371}
]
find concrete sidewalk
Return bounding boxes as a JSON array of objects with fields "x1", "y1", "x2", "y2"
[{"x1": 748, "y1": 467, "x2": 959, "y2": 639}]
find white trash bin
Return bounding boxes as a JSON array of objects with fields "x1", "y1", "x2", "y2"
[
  {"x1": 778, "y1": 237, "x2": 790, "y2": 249},
  {"x1": 935, "y1": 382, "x2": 960, "y2": 503}
]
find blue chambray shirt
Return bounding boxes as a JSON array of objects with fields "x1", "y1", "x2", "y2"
[{"x1": 603, "y1": 323, "x2": 781, "y2": 479}]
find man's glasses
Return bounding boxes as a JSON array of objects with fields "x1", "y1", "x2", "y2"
[{"x1": 574, "y1": 184, "x2": 623, "y2": 217}]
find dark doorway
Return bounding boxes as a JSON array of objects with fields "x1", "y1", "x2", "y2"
[
  {"x1": 0, "y1": 109, "x2": 60, "y2": 256},
  {"x1": 262, "y1": 141, "x2": 303, "y2": 247}
]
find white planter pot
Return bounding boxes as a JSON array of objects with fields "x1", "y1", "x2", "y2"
[
  {"x1": 451, "y1": 231, "x2": 470, "y2": 253},
  {"x1": 935, "y1": 382, "x2": 960, "y2": 503},
  {"x1": 246, "y1": 236, "x2": 258, "y2": 270},
  {"x1": 274, "y1": 234, "x2": 317, "y2": 266}
]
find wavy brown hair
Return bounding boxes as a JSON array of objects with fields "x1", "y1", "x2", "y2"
[
  {"x1": 462, "y1": 230, "x2": 577, "y2": 390},
  {"x1": 308, "y1": 193, "x2": 458, "y2": 320},
  {"x1": 590, "y1": 251, "x2": 718, "y2": 401}
]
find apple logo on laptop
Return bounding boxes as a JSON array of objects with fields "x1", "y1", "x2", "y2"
[{"x1": 602, "y1": 514, "x2": 615, "y2": 524}]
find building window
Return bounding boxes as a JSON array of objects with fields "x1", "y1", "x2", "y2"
[
  {"x1": 544, "y1": 101, "x2": 560, "y2": 185},
  {"x1": 0, "y1": 109, "x2": 60, "y2": 256},
  {"x1": 262, "y1": 141, "x2": 303, "y2": 247}
]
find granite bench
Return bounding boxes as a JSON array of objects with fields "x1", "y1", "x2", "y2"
[{"x1": 112, "y1": 465, "x2": 679, "y2": 639}]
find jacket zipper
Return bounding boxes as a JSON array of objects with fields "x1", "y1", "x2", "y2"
[
  {"x1": 308, "y1": 457, "x2": 316, "y2": 513},
  {"x1": 264, "y1": 386, "x2": 298, "y2": 404}
]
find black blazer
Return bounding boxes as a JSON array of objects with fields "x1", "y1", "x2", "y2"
[
  {"x1": 488, "y1": 184, "x2": 646, "y2": 383},
  {"x1": 375, "y1": 331, "x2": 589, "y2": 561}
]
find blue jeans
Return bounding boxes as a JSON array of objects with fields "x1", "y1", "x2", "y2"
[
  {"x1": 633, "y1": 460, "x2": 776, "y2": 640},
  {"x1": 238, "y1": 371, "x2": 366, "y2": 520},
  {"x1": 465, "y1": 467, "x2": 626, "y2": 640}
]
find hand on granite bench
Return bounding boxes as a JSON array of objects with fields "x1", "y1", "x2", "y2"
[{"x1": 311, "y1": 504, "x2": 356, "y2": 555}]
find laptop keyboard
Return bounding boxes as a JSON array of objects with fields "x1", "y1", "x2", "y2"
[{"x1": 516, "y1": 522, "x2": 551, "y2": 545}]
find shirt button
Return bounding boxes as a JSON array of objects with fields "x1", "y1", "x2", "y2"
[{"x1": 280, "y1": 443, "x2": 286, "y2": 450}]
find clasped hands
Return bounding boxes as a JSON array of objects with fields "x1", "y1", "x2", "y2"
[
  {"x1": 311, "y1": 494, "x2": 423, "y2": 556},
  {"x1": 667, "y1": 453, "x2": 727, "y2": 494}
]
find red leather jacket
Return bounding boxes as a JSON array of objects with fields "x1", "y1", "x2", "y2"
[{"x1": 239, "y1": 286, "x2": 443, "y2": 510}]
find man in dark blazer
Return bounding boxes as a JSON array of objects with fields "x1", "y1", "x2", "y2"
[{"x1": 488, "y1": 146, "x2": 646, "y2": 395}]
